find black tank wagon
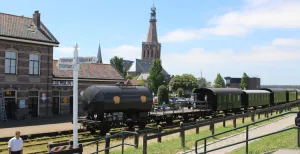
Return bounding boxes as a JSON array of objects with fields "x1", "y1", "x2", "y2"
[{"x1": 80, "y1": 84, "x2": 153, "y2": 135}]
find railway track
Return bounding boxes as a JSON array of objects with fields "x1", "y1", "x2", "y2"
[{"x1": 0, "y1": 102, "x2": 297, "y2": 154}]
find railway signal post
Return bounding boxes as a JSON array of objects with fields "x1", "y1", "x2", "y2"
[{"x1": 57, "y1": 43, "x2": 97, "y2": 150}]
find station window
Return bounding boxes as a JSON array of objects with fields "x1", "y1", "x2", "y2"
[{"x1": 5, "y1": 51, "x2": 17, "y2": 74}]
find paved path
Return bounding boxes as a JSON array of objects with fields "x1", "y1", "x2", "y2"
[
  {"x1": 0, "y1": 115, "x2": 77, "y2": 138},
  {"x1": 0, "y1": 122, "x2": 81, "y2": 138},
  {"x1": 272, "y1": 149, "x2": 300, "y2": 154},
  {"x1": 177, "y1": 114, "x2": 296, "y2": 154}
]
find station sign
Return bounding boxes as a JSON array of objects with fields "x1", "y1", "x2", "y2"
[
  {"x1": 58, "y1": 56, "x2": 97, "y2": 64},
  {"x1": 56, "y1": 63, "x2": 74, "y2": 70}
]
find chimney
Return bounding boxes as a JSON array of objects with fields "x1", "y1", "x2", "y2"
[{"x1": 33, "y1": 10, "x2": 40, "y2": 27}]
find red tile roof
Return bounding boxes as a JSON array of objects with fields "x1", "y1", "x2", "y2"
[
  {"x1": 0, "y1": 12, "x2": 59, "y2": 44},
  {"x1": 53, "y1": 60, "x2": 124, "y2": 80}
]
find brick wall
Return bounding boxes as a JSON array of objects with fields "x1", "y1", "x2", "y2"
[{"x1": 0, "y1": 39, "x2": 54, "y2": 119}]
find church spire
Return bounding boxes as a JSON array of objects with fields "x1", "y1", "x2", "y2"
[
  {"x1": 146, "y1": 5, "x2": 158, "y2": 42},
  {"x1": 97, "y1": 42, "x2": 102, "y2": 63}
]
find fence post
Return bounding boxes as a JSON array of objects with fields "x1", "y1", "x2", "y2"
[
  {"x1": 246, "y1": 125, "x2": 249, "y2": 154},
  {"x1": 196, "y1": 119, "x2": 199, "y2": 134},
  {"x1": 121, "y1": 132, "x2": 125, "y2": 154},
  {"x1": 242, "y1": 116, "x2": 245, "y2": 123},
  {"x1": 258, "y1": 112, "x2": 261, "y2": 119},
  {"x1": 143, "y1": 134, "x2": 147, "y2": 154},
  {"x1": 266, "y1": 111, "x2": 269, "y2": 118},
  {"x1": 105, "y1": 133, "x2": 111, "y2": 154},
  {"x1": 223, "y1": 120, "x2": 226, "y2": 127},
  {"x1": 134, "y1": 130, "x2": 139, "y2": 148},
  {"x1": 96, "y1": 140, "x2": 99, "y2": 154},
  {"x1": 233, "y1": 117, "x2": 236, "y2": 128},
  {"x1": 180, "y1": 122, "x2": 185, "y2": 149},
  {"x1": 157, "y1": 125, "x2": 162, "y2": 143},
  {"x1": 251, "y1": 113, "x2": 254, "y2": 122},
  {"x1": 210, "y1": 120, "x2": 215, "y2": 135}
]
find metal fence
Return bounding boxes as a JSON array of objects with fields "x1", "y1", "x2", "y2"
[
  {"x1": 194, "y1": 111, "x2": 299, "y2": 154},
  {"x1": 142, "y1": 101, "x2": 299, "y2": 154},
  {"x1": 83, "y1": 131, "x2": 139, "y2": 154}
]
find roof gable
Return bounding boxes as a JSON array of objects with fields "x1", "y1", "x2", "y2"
[
  {"x1": 53, "y1": 60, "x2": 124, "y2": 80},
  {"x1": 0, "y1": 12, "x2": 59, "y2": 44}
]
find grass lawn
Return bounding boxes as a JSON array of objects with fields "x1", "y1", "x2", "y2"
[
  {"x1": 104, "y1": 109, "x2": 298, "y2": 154},
  {"x1": 229, "y1": 125, "x2": 299, "y2": 154}
]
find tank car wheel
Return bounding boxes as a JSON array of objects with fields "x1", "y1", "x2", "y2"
[
  {"x1": 88, "y1": 128, "x2": 96, "y2": 134},
  {"x1": 138, "y1": 121, "x2": 147, "y2": 130},
  {"x1": 100, "y1": 124, "x2": 111, "y2": 136},
  {"x1": 155, "y1": 119, "x2": 161, "y2": 125},
  {"x1": 127, "y1": 123, "x2": 134, "y2": 130},
  {"x1": 166, "y1": 118, "x2": 173, "y2": 126}
]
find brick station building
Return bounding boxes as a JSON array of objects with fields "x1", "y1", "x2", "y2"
[{"x1": 0, "y1": 10, "x2": 125, "y2": 120}]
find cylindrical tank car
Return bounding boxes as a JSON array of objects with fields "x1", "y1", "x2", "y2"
[{"x1": 80, "y1": 84, "x2": 153, "y2": 135}]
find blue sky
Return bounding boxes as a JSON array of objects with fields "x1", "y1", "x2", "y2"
[{"x1": 2, "y1": 0, "x2": 300, "y2": 85}]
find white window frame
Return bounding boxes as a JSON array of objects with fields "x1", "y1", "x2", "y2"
[
  {"x1": 5, "y1": 49, "x2": 18, "y2": 74},
  {"x1": 29, "y1": 52, "x2": 40, "y2": 76}
]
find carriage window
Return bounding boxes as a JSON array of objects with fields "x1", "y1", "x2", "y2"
[
  {"x1": 237, "y1": 95, "x2": 240, "y2": 101},
  {"x1": 228, "y1": 95, "x2": 231, "y2": 102}
]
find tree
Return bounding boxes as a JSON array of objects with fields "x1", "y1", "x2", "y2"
[
  {"x1": 192, "y1": 88, "x2": 197, "y2": 93},
  {"x1": 169, "y1": 74, "x2": 198, "y2": 93},
  {"x1": 126, "y1": 74, "x2": 133, "y2": 80},
  {"x1": 157, "y1": 85, "x2": 169, "y2": 104},
  {"x1": 110, "y1": 56, "x2": 126, "y2": 77},
  {"x1": 136, "y1": 80, "x2": 145, "y2": 86},
  {"x1": 213, "y1": 73, "x2": 226, "y2": 88},
  {"x1": 206, "y1": 81, "x2": 212, "y2": 88},
  {"x1": 240, "y1": 72, "x2": 249, "y2": 90},
  {"x1": 177, "y1": 88, "x2": 184, "y2": 97},
  {"x1": 147, "y1": 59, "x2": 165, "y2": 94}
]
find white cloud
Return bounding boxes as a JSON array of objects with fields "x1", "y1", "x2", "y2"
[
  {"x1": 99, "y1": 38, "x2": 300, "y2": 84},
  {"x1": 56, "y1": 47, "x2": 80, "y2": 53},
  {"x1": 272, "y1": 38, "x2": 300, "y2": 46},
  {"x1": 160, "y1": 29, "x2": 203, "y2": 42},
  {"x1": 102, "y1": 45, "x2": 141, "y2": 63},
  {"x1": 159, "y1": 0, "x2": 300, "y2": 42}
]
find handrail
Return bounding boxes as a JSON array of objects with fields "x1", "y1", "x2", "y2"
[
  {"x1": 197, "y1": 126, "x2": 298, "y2": 154},
  {"x1": 85, "y1": 131, "x2": 138, "y2": 154},
  {"x1": 195, "y1": 111, "x2": 298, "y2": 154},
  {"x1": 84, "y1": 131, "x2": 137, "y2": 147}
]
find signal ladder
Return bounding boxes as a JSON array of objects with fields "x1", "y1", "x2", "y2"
[{"x1": 0, "y1": 89, "x2": 7, "y2": 122}]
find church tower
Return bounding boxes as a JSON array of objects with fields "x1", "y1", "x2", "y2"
[{"x1": 141, "y1": 5, "x2": 161, "y2": 61}]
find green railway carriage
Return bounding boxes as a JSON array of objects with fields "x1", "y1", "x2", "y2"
[
  {"x1": 260, "y1": 88, "x2": 287, "y2": 105},
  {"x1": 297, "y1": 89, "x2": 300, "y2": 100},
  {"x1": 241, "y1": 90, "x2": 270, "y2": 109},
  {"x1": 286, "y1": 89, "x2": 297, "y2": 102},
  {"x1": 194, "y1": 88, "x2": 243, "y2": 111}
]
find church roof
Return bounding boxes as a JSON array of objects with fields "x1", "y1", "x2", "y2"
[
  {"x1": 127, "y1": 59, "x2": 169, "y2": 75},
  {"x1": 122, "y1": 60, "x2": 134, "y2": 71}
]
